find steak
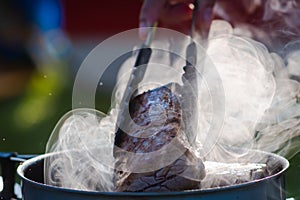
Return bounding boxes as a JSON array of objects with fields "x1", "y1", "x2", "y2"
[{"x1": 114, "y1": 84, "x2": 205, "y2": 192}]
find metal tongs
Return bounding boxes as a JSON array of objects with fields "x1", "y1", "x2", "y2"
[
  {"x1": 121, "y1": 24, "x2": 157, "y2": 107},
  {"x1": 182, "y1": 0, "x2": 199, "y2": 147},
  {"x1": 115, "y1": 24, "x2": 157, "y2": 136},
  {"x1": 116, "y1": 0, "x2": 199, "y2": 146}
]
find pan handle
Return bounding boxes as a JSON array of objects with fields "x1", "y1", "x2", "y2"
[{"x1": 0, "y1": 152, "x2": 36, "y2": 200}]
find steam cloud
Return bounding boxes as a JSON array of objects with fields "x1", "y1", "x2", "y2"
[
  {"x1": 45, "y1": 2, "x2": 300, "y2": 191},
  {"x1": 45, "y1": 109, "x2": 117, "y2": 191}
]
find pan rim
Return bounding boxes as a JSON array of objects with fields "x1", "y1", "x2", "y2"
[{"x1": 17, "y1": 149, "x2": 289, "y2": 196}]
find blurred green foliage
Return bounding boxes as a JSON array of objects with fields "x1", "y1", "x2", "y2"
[
  {"x1": 0, "y1": 68, "x2": 70, "y2": 154},
  {"x1": 286, "y1": 153, "x2": 300, "y2": 199},
  {"x1": 0, "y1": 64, "x2": 111, "y2": 154}
]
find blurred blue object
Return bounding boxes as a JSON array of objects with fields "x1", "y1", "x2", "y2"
[
  {"x1": 0, "y1": 0, "x2": 63, "y2": 66},
  {"x1": 19, "y1": 0, "x2": 62, "y2": 32}
]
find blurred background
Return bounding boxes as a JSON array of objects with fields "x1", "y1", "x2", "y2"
[
  {"x1": 0, "y1": 0, "x2": 298, "y2": 199},
  {"x1": 0, "y1": 0, "x2": 141, "y2": 153}
]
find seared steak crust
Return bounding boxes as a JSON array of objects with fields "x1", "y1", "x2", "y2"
[{"x1": 114, "y1": 84, "x2": 205, "y2": 192}]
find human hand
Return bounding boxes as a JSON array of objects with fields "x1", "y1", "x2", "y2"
[{"x1": 139, "y1": 0, "x2": 215, "y2": 40}]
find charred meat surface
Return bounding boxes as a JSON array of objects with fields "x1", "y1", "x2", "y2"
[{"x1": 114, "y1": 84, "x2": 205, "y2": 192}]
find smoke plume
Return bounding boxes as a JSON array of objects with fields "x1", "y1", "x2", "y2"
[{"x1": 44, "y1": 0, "x2": 300, "y2": 190}]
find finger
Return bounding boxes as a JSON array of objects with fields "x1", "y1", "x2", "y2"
[
  {"x1": 195, "y1": 1, "x2": 216, "y2": 39},
  {"x1": 195, "y1": 7, "x2": 213, "y2": 39},
  {"x1": 139, "y1": 0, "x2": 166, "y2": 39}
]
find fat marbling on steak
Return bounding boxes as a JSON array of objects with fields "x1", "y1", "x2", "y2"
[{"x1": 114, "y1": 83, "x2": 205, "y2": 192}]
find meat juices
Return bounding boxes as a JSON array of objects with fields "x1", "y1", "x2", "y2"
[{"x1": 114, "y1": 84, "x2": 205, "y2": 192}]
